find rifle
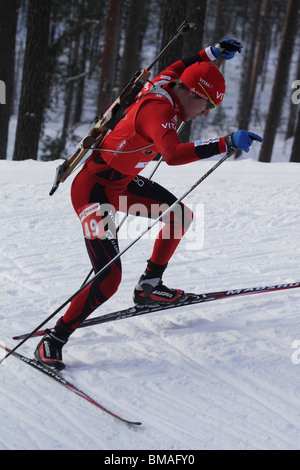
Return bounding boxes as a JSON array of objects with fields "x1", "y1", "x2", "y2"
[{"x1": 49, "y1": 20, "x2": 192, "y2": 196}]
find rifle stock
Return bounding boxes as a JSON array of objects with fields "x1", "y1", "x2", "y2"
[{"x1": 49, "y1": 69, "x2": 150, "y2": 195}]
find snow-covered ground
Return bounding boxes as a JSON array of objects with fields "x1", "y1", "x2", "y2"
[{"x1": 0, "y1": 152, "x2": 299, "y2": 450}]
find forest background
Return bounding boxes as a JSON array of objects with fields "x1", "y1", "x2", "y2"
[{"x1": 0, "y1": 0, "x2": 299, "y2": 164}]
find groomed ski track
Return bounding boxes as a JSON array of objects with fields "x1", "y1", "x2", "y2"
[{"x1": 0, "y1": 157, "x2": 300, "y2": 450}]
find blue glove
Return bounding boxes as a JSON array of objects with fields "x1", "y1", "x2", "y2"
[
  {"x1": 226, "y1": 131, "x2": 263, "y2": 153},
  {"x1": 212, "y1": 38, "x2": 243, "y2": 60}
]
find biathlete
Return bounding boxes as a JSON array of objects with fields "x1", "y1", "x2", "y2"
[{"x1": 35, "y1": 38, "x2": 262, "y2": 370}]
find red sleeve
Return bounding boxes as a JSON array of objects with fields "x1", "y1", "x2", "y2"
[
  {"x1": 136, "y1": 99, "x2": 198, "y2": 165},
  {"x1": 136, "y1": 99, "x2": 225, "y2": 165},
  {"x1": 155, "y1": 60, "x2": 186, "y2": 82},
  {"x1": 152, "y1": 47, "x2": 216, "y2": 84}
]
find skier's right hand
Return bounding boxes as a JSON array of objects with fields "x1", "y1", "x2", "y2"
[
  {"x1": 226, "y1": 130, "x2": 263, "y2": 153},
  {"x1": 211, "y1": 38, "x2": 243, "y2": 60}
]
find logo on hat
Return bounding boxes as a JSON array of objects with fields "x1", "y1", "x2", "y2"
[
  {"x1": 198, "y1": 77, "x2": 213, "y2": 88},
  {"x1": 190, "y1": 87, "x2": 206, "y2": 100}
]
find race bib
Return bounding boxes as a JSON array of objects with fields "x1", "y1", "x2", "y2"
[{"x1": 79, "y1": 203, "x2": 106, "y2": 240}]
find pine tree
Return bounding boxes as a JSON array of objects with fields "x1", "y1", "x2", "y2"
[
  {"x1": 258, "y1": 0, "x2": 299, "y2": 163},
  {"x1": 13, "y1": 0, "x2": 52, "y2": 161},
  {"x1": 97, "y1": 0, "x2": 122, "y2": 114},
  {"x1": 119, "y1": 0, "x2": 146, "y2": 89},
  {"x1": 290, "y1": 105, "x2": 300, "y2": 162},
  {"x1": 0, "y1": 0, "x2": 18, "y2": 159}
]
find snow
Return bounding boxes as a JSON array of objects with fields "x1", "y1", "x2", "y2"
[{"x1": 0, "y1": 155, "x2": 300, "y2": 450}]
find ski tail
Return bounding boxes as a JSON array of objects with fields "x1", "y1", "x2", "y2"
[{"x1": 0, "y1": 343, "x2": 142, "y2": 425}]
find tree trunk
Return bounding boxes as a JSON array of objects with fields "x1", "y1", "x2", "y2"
[
  {"x1": 181, "y1": 0, "x2": 207, "y2": 143},
  {"x1": 0, "y1": 0, "x2": 18, "y2": 159},
  {"x1": 97, "y1": 0, "x2": 122, "y2": 114},
  {"x1": 13, "y1": 0, "x2": 51, "y2": 161},
  {"x1": 212, "y1": 0, "x2": 230, "y2": 43},
  {"x1": 258, "y1": 0, "x2": 299, "y2": 163},
  {"x1": 158, "y1": 0, "x2": 186, "y2": 71},
  {"x1": 119, "y1": 0, "x2": 146, "y2": 89},
  {"x1": 235, "y1": 0, "x2": 268, "y2": 159},
  {"x1": 290, "y1": 106, "x2": 300, "y2": 162},
  {"x1": 248, "y1": 0, "x2": 271, "y2": 117},
  {"x1": 73, "y1": 30, "x2": 89, "y2": 125},
  {"x1": 57, "y1": 36, "x2": 81, "y2": 159}
]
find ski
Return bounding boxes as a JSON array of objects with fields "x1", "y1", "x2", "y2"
[
  {"x1": 0, "y1": 343, "x2": 142, "y2": 426},
  {"x1": 13, "y1": 281, "x2": 300, "y2": 341}
]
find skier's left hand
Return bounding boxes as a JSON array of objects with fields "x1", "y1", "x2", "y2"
[
  {"x1": 226, "y1": 130, "x2": 263, "y2": 153},
  {"x1": 211, "y1": 38, "x2": 243, "y2": 60}
]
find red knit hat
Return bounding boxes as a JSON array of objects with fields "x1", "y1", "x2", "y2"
[{"x1": 180, "y1": 62, "x2": 226, "y2": 107}]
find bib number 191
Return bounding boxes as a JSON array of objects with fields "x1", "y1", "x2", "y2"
[{"x1": 79, "y1": 203, "x2": 105, "y2": 240}]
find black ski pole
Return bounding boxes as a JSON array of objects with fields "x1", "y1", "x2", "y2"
[{"x1": 0, "y1": 150, "x2": 234, "y2": 364}]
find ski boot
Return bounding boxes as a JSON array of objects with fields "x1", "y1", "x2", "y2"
[
  {"x1": 133, "y1": 260, "x2": 187, "y2": 307},
  {"x1": 34, "y1": 320, "x2": 73, "y2": 371}
]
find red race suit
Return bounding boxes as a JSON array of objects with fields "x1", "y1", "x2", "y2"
[{"x1": 62, "y1": 48, "x2": 227, "y2": 329}]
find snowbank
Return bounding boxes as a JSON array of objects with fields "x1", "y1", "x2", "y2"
[{"x1": 0, "y1": 157, "x2": 299, "y2": 450}]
